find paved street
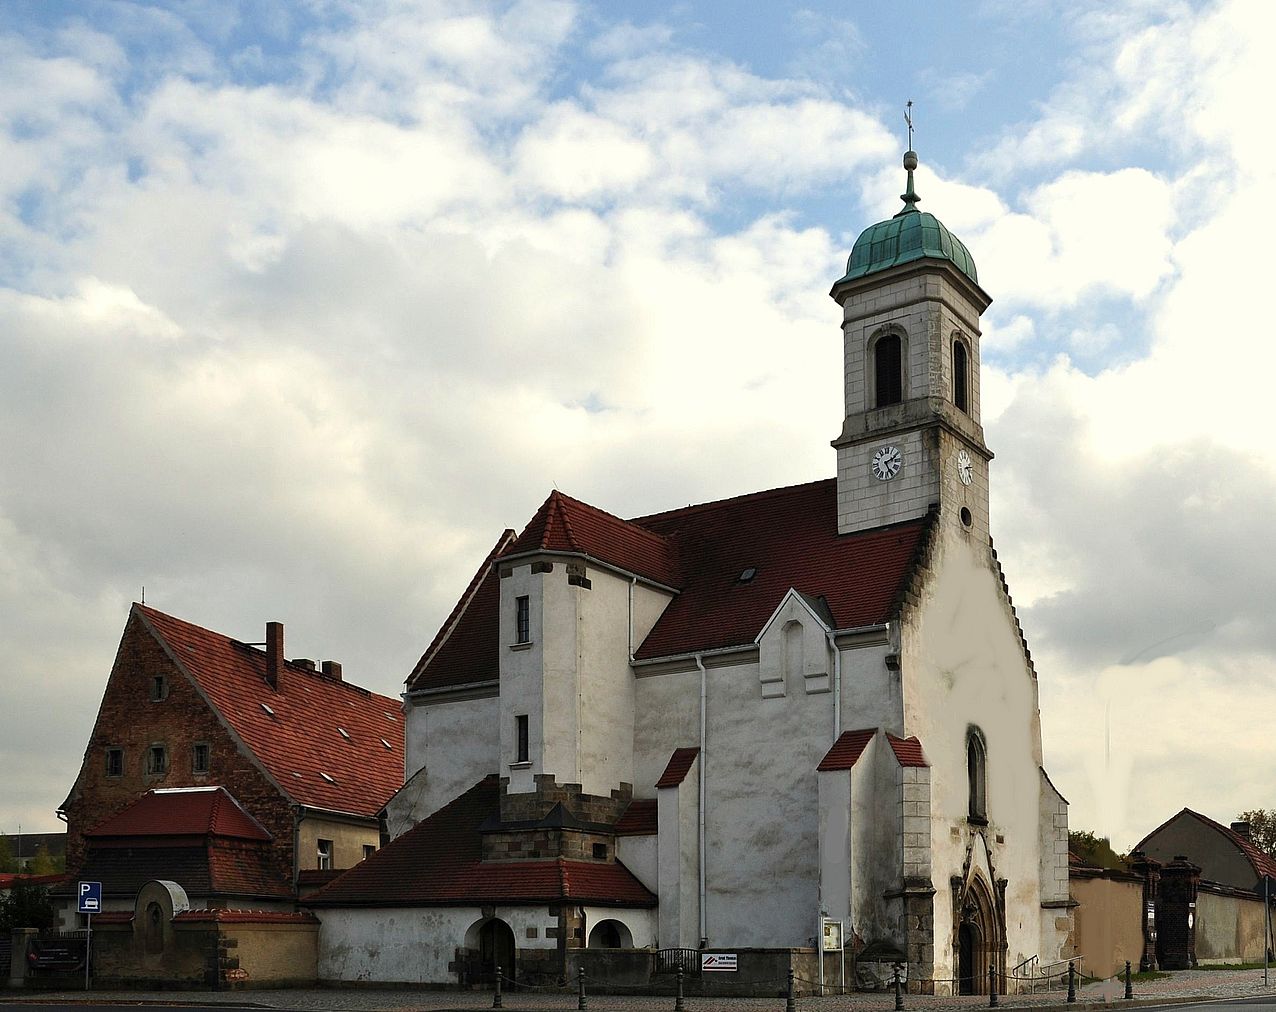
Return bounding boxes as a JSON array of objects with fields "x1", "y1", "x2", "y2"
[{"x1": 5, "y1": 968, "x2": 1276, "y2": 1012}]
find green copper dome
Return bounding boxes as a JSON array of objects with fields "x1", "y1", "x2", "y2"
[{"x1": 836, "y1": 150, "x2": 979, "y2": 286}]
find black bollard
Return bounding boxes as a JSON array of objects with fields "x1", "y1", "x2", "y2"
[
  {"x1": 1125, "y1": 960, "x2": 1133, "y2": 1000},
  {"x1": 675, "y1": 965, "x2": 685, "y2": 1012},
  {"x1": 578, "y1": 965, "x2": 587, "y2": 1011},
  {"x1": 1066, "y1": 961, "x2": 1076, "y2": 1004},
  {"x1": 893, "y1": 962, "x2": 904, "y2": 1011},
  {"x1": 786, "y1": 966, "x2": 796, "y2": 1012},
  {"x1": 493, "y1": 964, "x2": 503, "y2": 1009},
  {"x1": 989, "y1": 964, "x2": 998, "y2": 1007}
]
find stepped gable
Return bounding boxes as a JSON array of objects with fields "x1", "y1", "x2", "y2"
[
  {"x1": 86, "y1": 787, "x2": 270, "y2": 840},
  {"x1": 503, "y1": 489, "x2": 680, "y2": 588},
  {"x1": 631, "y1": 479, "x2": 930, "y2": 659},
  {"x1": 408, "y1": 530, "x2": 516, "y2": 692},
  {"x1": 306, "y1": 776, "x2": 655, "y2": 908},
  {"x1": 135, "y1": 605, "x2": 403, "y2": 818}
]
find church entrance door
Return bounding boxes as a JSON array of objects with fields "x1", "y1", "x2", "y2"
[
  {"x1": 958, "y1": 923, "x2": 977, "y2": 995},
  {"x1": 478, "y1": 919, "x2": 515, "y2": 983}
]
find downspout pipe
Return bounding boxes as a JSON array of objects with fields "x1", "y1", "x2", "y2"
[
  {"x1": 628, "y1": 577, "x2": 637, "y2": 661},
  {"x1": 695, "y1": 653, "x2": 707, "y2": 947},
  {"x1": 826, "y1": 627, "x2": 841, "y2": 742}
]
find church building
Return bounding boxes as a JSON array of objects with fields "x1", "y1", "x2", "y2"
[{"x1": 308, "y1": 150, "x2": 1073, "y2": 994}]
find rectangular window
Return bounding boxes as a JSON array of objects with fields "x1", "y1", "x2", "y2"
[
  {"x1": 146, "y1": 744, "x2": 167, "y2": 775},
  {"x1": 150, "y1": 675, "x2": 167, "y2": 701},
  {"x1": 515, "y1": 595, "x2": 530, "y2": 643},
  {"x1": 363, "y1": 844, "x2": 376, "y2": 861},
  {"x1": 192, "y1": 743, "x2": 210, "y2": 774},
  {"x1": 317, "y1": 839, "x2": 333, "y2": 870},
  {"x1": 105, "y1": 747, "x2": 123, "y2": 778},
  {"x1": 515, "y1": 714, "x2": 529, "y2": 763}
]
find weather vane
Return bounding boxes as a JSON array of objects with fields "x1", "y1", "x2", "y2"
[{"x1": 904, "y1": 99, "x2": 914, "y2": 151}]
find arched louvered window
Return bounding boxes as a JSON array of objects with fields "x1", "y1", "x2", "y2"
[
  {"x1": 953, "y1": 339, "x2": 970, "y2": 414},
  {"x1": 875, "y1": 333, "x2": 903, "y2": 407}
]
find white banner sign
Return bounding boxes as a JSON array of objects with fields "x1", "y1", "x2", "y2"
[{"x1": 701, "y1": 953, "x2": 737, "y2": 972}]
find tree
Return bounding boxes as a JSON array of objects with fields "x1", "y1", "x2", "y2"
[
  {"x1": 27, "y1": 844, "x2": 57, "y2": 877},
  {"x1": 1069, "y1": 829, "x2": 1126, "y2": 871},
  {"x1": 0, "y1": 834, "x2": 15, "y2": 874},
  {"x1": 0, "y1": 881, "x2": 59, "y2": 932},
  {"x1": 1235, "y1": 810, "x2": 1276, "y2": 856}
]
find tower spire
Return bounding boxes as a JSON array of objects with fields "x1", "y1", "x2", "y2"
[{"x1": 898, "y1": 100, "x2": 920, "y2": 216}]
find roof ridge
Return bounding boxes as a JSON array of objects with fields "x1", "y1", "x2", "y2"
[
  {"x1": 628, "y1": 477, "x2": 834, "y2": 527},
  {"x1": 549, "y1": 492, "x2": 582, "y2": 554}
]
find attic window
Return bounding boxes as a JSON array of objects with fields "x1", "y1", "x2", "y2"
[
  {"x1": 319, "y1": 771, "x2": 336, "y2": 784},
  {"x1": 737, "y1": 567, "x2": 757, "y2": 583},
  {"x1": 338, "y1": 727, "x2": 351, "y2": 740},
  {"x1": 260, "y1": 702, "x2": 276, "y2": 717},
  {"x1": 380, "y1": 738, "x2": 393, "y2": 750},
  {"x1": 384, "y1": 712, "x2": 396, "y2": 721}
]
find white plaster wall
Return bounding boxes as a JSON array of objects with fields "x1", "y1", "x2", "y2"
[
  {"x1": 818, "y1": 767, "x2": 852, "y2": 923},
  {"x1": 852, "y1": 734, "x2": 902, "y2": 946},
  {"x1": 900, "y1": 525, "x2": 1047, "y2": 979},
  {"x1": 581, "y1": 907, "x2": 656, "y2": 949},
  {"x1": 633, "y1": 666, "x2": 701, "y2": 794},
  {"x1": 617, "y1": 833, "x2": 657, "y2": 894},
  {"x1": 540, "y1": 563, "x2": 579, "y2": 785},
  {"x1": 576, "y1": 566, "x2": 637, "y2": 797},
  {"x1": 631, "y1": 582, "x2": 674, "y2": 657},
  {"x1": 397, "y1": 694, "x2": 499, "y2": 829},
  {"x1": 317, "y1": 906, "x2": 558, "y2": 984},
  {"x1": 500, "y1": 562, "x2": 546, "y2": 793},
  {"x1": 656, "y1": 762, "x2": 700, "y2": 948}
]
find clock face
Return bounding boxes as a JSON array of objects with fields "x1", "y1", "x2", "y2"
[
  {"x1": 872, "y1": 445, "x2": 902, "y2": 481},
  {"x1": 957, "y1": 449, "x2": 974, "y2": 486}
]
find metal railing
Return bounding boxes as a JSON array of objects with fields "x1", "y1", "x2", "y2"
[{"x1": 654, "y1": 948, "x2": 700, "y2": 976}]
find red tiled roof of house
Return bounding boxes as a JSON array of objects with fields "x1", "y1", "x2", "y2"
[
  {"x1": 407, "y1": 531, "x2": 516, "y2": 692},
  {"x1": 655, "y1": 748, "x2": 700, "y2": 789},
  {"x1": 504, "y1": 491, "x2": 680, "y2": 588},
  {"x1": 614, "y1": 799, "x2": 658, "y2": 836},
  {"x1": 817, "y1": 728, "x2": 877, "y2": 772},
  {"x1": 86, "y1": 787, "x2": 271, "y2": 841},
  {"x1": 886, "y1": 734, "x2": 928, "y2": 768},
  {"x1": 0, "y1": 873, "x2": 66, "y2": 891},
  {"x1": 1135, "y1": 809, "x2": 1276, "y2": 883},
  {"x1": 135, "y1": 605, "x2": 404, "y2": 819},
  {"x1": 306, "y1": 777, "x2": 656, "y2": 908},
  {"x1": 174, "y1": 909, "x2": 318, "y2": 924}
]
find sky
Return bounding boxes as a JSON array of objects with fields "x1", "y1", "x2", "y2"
[{"x1": 1, "y1": 0, "x2": 1273, "y2": 853}]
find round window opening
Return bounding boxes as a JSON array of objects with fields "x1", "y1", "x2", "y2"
[{"x1": 960, "y1": 507, "x2": 973, "y2": 528}]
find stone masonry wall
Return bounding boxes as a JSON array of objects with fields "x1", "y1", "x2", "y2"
[{"x1": 499, "y1": 775, "x2": 632, "y2": 824}]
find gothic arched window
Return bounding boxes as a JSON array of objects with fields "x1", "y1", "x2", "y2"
[
  {"x1": 967, "y1": 728, "x2": 987, "y2": 822},
  {"x1": 875, "y1": 333, "x2": 903, "y2": 407},
  {"x1": 953, "y1": 339, "x2": 970, "y2": 414}
]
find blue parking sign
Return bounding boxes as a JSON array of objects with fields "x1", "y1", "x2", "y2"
[{"x1": 77, "y1": 881, "x2": 102, "y2": 914}]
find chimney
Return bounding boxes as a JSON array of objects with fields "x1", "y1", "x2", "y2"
[
  {"x1": 265, "y1": 621, "x2": 283, "y2": 689},
  {"x1": 322, "y1": 660, "x2": 343, "y2": 681},
  {"x1": 294, "y1": 658, "x2": 316, "y2": 672},
  {"x1": 1232, "y1": 821, "x2": 1252, "y2": 841}
]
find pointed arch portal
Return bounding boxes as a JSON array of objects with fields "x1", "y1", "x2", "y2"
[{"x1": 953, "y1": 872, "x2": 1005, "y2": 995}]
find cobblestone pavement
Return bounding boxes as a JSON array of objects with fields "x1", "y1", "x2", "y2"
[{"x1": 9, "y1": 968, "x2": 1276, "y2": 1012}]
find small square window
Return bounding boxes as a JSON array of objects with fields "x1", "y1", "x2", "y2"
[
  {"x1": 192, "y1": 743, "x2": 210, "y2": 774},
  {"x1": 105, "y1": 748, "x2": 123, "y2": 778},
  {"x1": 592, "y1": 842, "x2": 608, "y2": 860},
  {"x1": 146, "y1": 744, "x2": 167, "y2": 775},
  {"x1": 363, "y1": 844, "x2": 376, "y2": 861},
  {"x1": 515, "y1": 596, "x2": 530, "y2": 644},
  {"x1": 317, "y1": 839, "x2": 333, "y2": 871},
  {"x1": 515, "y1": 714, "x2": 529, "y2": 763},
  {"x1": 150, "y1": 675, "x2": 167, "y2": 701}
]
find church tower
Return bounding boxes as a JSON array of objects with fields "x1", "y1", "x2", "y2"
[{"x1": 830, "y1": 149, "x2": 993, "y2": 540}]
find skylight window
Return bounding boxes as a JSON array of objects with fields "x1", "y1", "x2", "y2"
[
  {"x1": 380, "y1": 738, "x2": 392, "y2": 750},
  {"x1": 260, "y1": 702, "x2": 276, "y2": 717},
  {"x1": 319, "y1": 772, "x2": 336, "y2": 784},
  {"x1": 737, "y1": 567, "x2": 757, "y2": 583},
  {"x1": 338, "y1": 727, "x2": 350, "y2": 740}
]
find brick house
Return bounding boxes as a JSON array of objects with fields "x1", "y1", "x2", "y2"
[{"x1": 58, "y1": 604, "x2": 404, "y2": 909}]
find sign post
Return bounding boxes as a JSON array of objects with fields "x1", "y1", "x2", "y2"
[{"x1": 77, "y1": 881, "x2": 101, "y2": 991}]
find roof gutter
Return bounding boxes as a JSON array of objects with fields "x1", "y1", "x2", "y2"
[
  {"x1": 695, "y1": 653, "x2": 708, "y2": 948},
  {"x1": 631, "y1": 623, "x2": 889, "y2": 669}
]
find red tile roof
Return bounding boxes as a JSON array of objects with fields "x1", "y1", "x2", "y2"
[
  {"x1": 0, "y1": 873, "x2": 66, "y2": 891},
  {"x1": 886, "y1": 734, "x2": 928, "y2": 768},
  {"x1": 505, "y1": 490, "x2": 680, "y2": 588},
  {"x1": 307, "y1": 777, "x2": 655, "y2": 908},
  {"x1": 407, "y1": 531, "x2": 516, "y2": 692},
  {"x1": 817, "y1": 728, "x2": 877, "y2": 772},
  {"x1": 135, "y1": 605, "x2": 403, "y2": 818},
  {"x1": 174, "y1": 909, "x2": 318, "y2": 924},
  {"x1": 632, "y1": 480, "x2": 928, "y2": 659},
  {"x1": 614, "y1": 799, "x2": 658, "y2": 836},
  {"x1": 86, "y1": 787, "x2": 271, "y2": 841},
  {"x1": 655, "y1": 748, "x2": 700, "y2": 788}
]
